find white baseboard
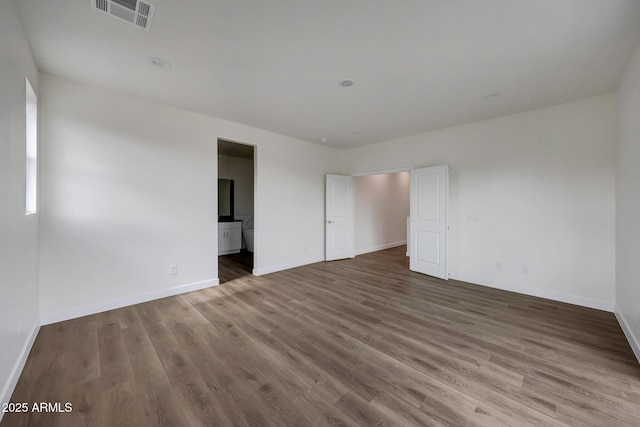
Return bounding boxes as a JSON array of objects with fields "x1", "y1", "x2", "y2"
[
  {"x1": 40, "y1": 278, "x2": 219, "y2": 325},
  {"x1": 614, "y1": 306, "x2": 640, "y2": 365},
  {"x1": 450, "y1": 273, "x2": 614, "y2": 312},
  {"x1": 355, "y1": 240, "x2": 407, "y2": 256},
  {"x1": 253, "y1": 256, "x2": 325, "y2": 276},
  {"x1": 0, "y1": 324, "x2": 39, "y2": 418}
]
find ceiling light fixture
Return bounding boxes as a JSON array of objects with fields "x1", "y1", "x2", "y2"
[
  {"x1": 339, "y1": 79, "x2": 355, "y2": 88},
  {"x1": 482, "y1": 92, "x2": 502, "y2": 101},
  {"x1": 149, "y1": 57, "x2": 171, "y2": 69}
]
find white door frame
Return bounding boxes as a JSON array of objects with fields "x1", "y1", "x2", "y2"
[
  {"x1": 351, "y1": 165, "x2": 449, "y2": 278},
  {"x1": 351, "y1": 167, "x2": 413, "y2": 177},
  {"x1": 352, "y1": 168, "x2": 412, "y2": 257},
  {"x1": 216, "y1": 138, "x2": 257, "y2": 275}
]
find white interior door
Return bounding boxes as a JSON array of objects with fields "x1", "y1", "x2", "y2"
[
  {"x1": 325, "y1": 175, "x2": 354, "y2": 261},
  {"x1": 410, "y1": 165, "x2": 448, "y2": 279}
]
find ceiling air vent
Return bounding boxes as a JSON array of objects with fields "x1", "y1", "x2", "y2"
[{"x1": 91, "y1": 0, "x2": 157, "y2": 31}]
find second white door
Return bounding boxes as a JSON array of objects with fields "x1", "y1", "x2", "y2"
[
  {"x1": 410, "y1": 165, "x2": 448, "y2": 280},
  {"x1": 325, "y1": 175, "x2": 354, "y2": 261}
]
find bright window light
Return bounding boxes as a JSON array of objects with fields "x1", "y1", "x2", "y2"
[{"x1": 25, "y1": 77, "x2": 37, "y2": 215}]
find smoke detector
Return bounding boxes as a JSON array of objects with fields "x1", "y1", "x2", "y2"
[{"x1": 91, "y1": 0, "x2": 157, "y2": 31}]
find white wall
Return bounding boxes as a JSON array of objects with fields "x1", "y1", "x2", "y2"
[
  {"x1": 355, "y1": 172, "x2": 409, "y2": 255},
  {"x1": 253, "y1": 133, "x2": 339, "y2": 274},
  {"x1": 345, "y1": 94, "x2": 617, "y2": 311},
  {"x1": 38, "y1": 74, "x2": 340, "y2": 322},
  {"x1": 616, "y1": 43, "x2": 640, "y2": 362},
  {"x1": 0, "y1": 0, "x2": 40, "y2": 412},
  {"x1": 218, "y1": 154, "x2": 254, "y2": 218}
]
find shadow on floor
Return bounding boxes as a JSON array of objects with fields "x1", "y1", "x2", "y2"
[{"x1": 218, "y1": 250, "x2": 253, "y2": 283}]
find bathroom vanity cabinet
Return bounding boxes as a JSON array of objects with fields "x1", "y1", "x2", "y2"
[{"x1": 218, "y1": 221, "x2": 242, "y2": 255}]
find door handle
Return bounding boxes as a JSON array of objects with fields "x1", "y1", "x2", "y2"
[{"x1": 327, "y1": 220, "x2": 334, "y2": 224}]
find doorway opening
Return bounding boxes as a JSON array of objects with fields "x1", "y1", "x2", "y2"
[
  {"x1": 354, "y1": 171, "x2": 410, "y2": 262},
  {"x1": 326, "y1": 165, "x2": 449, "y2": 279},
  {"x1": 217, "y1": 139, "x2": 255, "y2": 283}
]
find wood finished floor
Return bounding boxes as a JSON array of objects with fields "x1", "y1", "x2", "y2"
[
  {"x1": 3, "y1": 246, "x2": 640, "y2": 426},
  {"x1": 218, "y1": 250, "x2": 253, "y2": 284}
]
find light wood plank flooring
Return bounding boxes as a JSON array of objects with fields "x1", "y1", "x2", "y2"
[
  {"x1": 3, "y1": 246, "x2": 640, "y2": 426},
  {"x1": 218, "y1": 250, "x2": 253, "y2": 284}
]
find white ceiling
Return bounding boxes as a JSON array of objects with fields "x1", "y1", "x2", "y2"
[{"x1": 15, "y1": 0, "x2": 640, "y2": 149}]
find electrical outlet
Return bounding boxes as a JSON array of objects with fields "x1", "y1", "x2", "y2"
[
  {"x1": 496, "y1": 262, "x2": 503, "y2": 271},
  {"x1": 521, "y1": 265, "x2": 529, "y2": 274},
  {"x1": 169, "y1": 265, "x2": 177, "y2": 275}
]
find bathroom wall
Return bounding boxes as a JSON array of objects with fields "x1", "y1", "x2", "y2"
[{"x1": 218, "y1": 153, "x2": 254, "y2": 219}]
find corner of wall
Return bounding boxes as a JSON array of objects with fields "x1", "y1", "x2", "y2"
[
  {"x1": 615, "y1": 38, "x2": 640, "y2": 367},
  {"x1": 0, "y1": 324, "x2": 40, "y2": 422},
  {"x1": 614, "y1": 306, "x2": 640, "y2": 364},
  {"x1": 40, "y1": 279, "x2": 219, "y2": 325}
]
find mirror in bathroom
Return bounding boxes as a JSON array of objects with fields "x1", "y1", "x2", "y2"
[{"x1": 218, "y1": 178, "x2": 234, "y2": 221}]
